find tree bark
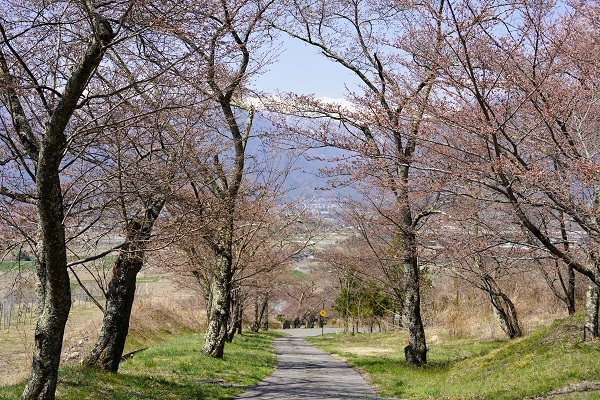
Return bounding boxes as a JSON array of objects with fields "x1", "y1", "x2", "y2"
[
  {"x1": 401, "y1": 231, "x2": 427, "y2": 365},
  {"x1": 83, "y1": 202, "x2": 163, "y2": 371},
  {"x1": 202, "y1": 248, "x2": 232, "y2": 358},
  {"x1": 584, "y1": 279, "x2": 599, "y2": 341},
  {"x1": 563, "y1": 265, "x2": 576, "y2": 315},
  {"x1": 481, "y1": 274, "x2": 522, "y2": 339},
  {"x1": 226, "y1": 290, "x2": 242, "y2": 342},
  {"x1": 21, "y1": 180, "x2": 71, "y2": 400},
  {"x1": 540, "y1": 262, "x2": 576, "y2": 315},
  {"x1": 261, "y1": 297, "x2": 269, "y2": 331},
  {"x1": 251, "y1": 294, "x2": 268, "y2": 332}
]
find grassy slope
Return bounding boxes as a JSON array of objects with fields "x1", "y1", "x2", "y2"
[
  {"x1": 0, "y1": 331, "x2": 283, "y2": 400},
  {"x1": 307, "y1": 314, "x2": 600, "y2": 399}
]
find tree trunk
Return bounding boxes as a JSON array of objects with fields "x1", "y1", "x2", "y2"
[
  {"x1": 542, "y1": 261, "x2": 576, "y2": 315},
  {"x1": 584, "y1": 280, "x2": 599, "y2": 341},
  {"x1": 202, "y1": 250, "x2": 232, "y2": 358},
  {"x1": 261, "y1": 297, "x2": 269, "y2": 331},
  {"x1": 226, "y1": 292, "x2": 242, "y2": 342},
  {"x1": 82, "y1": 253, "x2": 141, "y2": 371},
  {"x1": 564, "y1": 265, "x2": 576, "y2": 315},
  {"x1": 20, "y1": 106, "x2": 71, "y2": 400},
  {"x1": 236, "y1": 303, "x2": 243, "y2": 335},
  {"x1": 250, "y1": 296, "x2": 260, "y2": 333},
  {"x1": 251, "y1": 293, "x2": 268, "y2": 332},
  {"x1": 481, "y1": 274, "x2": 522, "y2": 339},
  {"x1": 402, "y1": 233, "x2": 427, "y2": 365},
  {"x1": 12, "y1": 10, "x2": 114, "y2": 398},
  {"x1": 21, "y1": 134, "x2": 71, "y2": 399},
  {"x1": 82, "y1": 202, "x2": 162, "y2": 371}
]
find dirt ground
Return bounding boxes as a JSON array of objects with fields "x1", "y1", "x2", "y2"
[{"x1": 528, "y1": 381, "x2": 600, "y2": 399}]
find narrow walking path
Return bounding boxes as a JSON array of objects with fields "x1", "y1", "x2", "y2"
[{"x1": 235, "y1": 328, "x2": 381, "y2": 399}]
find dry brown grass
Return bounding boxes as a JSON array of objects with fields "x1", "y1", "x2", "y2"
[
  {"x1": 124, "y1": 296, "x2": 206, "y2": 352},
  {"x1": 0, "y1": 304, "x2": 103, "y2": 386},
  {"x1": 424, "y1": 270, "x2": 584, "y2": 341},
  {"x1": 0, "y1": 275, "x2": 206, "y2": 387}
]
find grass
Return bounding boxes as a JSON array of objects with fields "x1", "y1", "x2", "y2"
[
  {"x1": 0, "y1": 331, "x2": 283, "y2": 400},
  {"x1": 289, "y1": 269, "x2": 309, "y2": 280},
  {"x1": 0, "y1": 254, "x2": 117, "y2": 271},
  {"x1": 0, "y1": 260, "x2": 34, "y2": 271},
  {"x1": 306, "y1": 313, "x2": 600, "y2": 399}
]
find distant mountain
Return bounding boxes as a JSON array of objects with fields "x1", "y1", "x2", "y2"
[{"x1": 248, "y1": 114, "x2": 356, "y2": 201}]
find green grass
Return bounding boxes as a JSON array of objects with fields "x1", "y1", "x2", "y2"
[
  {"x1": 289, "y1": 269, "x2": 309, "y2": 280},
  {"x1": 0, "y1": 260, "x2": 34, "y2": 271},
  {"x1": 307, "y1": 314, "x2": 600, "y2": 399},
  {"x1": 0, "y1": 254, "x2": 116, "y2": 271},
  {"x1": 0, "y1": 331, "x2": 283, "y2": 400}
]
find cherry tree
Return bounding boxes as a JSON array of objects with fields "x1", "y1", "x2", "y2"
[
  {"x1": 272, "y1": 0, "x2": 448, "y2": 364},
  {"x1": 436, "y1": 0, "x2": 600, "y2": 338},
  {"x1": 0, "y1": 0, "x2": 141, "y2": 397},
  {"x1": 143, "y1": 0, "x2": 278, "y2": 357}
]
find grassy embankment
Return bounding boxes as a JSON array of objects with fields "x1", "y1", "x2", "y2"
[
  {"x1": 0, "y1": 331, "x2": 282, "y2": 400},
  {"x1": 307, "y1": 313, "x2": 600, "y2": 399}
]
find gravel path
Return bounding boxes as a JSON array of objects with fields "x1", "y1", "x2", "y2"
[{"x1": 235, "y1": 328, "x2": 382, "y2": 399}]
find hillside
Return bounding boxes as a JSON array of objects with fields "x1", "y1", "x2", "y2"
[{"x1": 307, "y1": 313, "x2": 600, "y2": 399}]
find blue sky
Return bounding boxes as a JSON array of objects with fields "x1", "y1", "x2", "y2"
[{"x1": 252, "y1": 36, "x2": 361, "y2": 99}]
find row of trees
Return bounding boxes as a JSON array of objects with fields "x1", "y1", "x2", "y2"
[
  {"x1": 0, "y1": 0, "x2": 598, "y2": 399},
  {"x1": 268, "y1": 0, "x2": 599, "y2": 363},
  {"x1": 0, "y1": 0, "x2": 309, "y2": 398}
]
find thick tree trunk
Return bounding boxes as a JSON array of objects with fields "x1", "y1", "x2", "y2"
[
  {"x1": 202, "y1": 251, "x2": 232, "y2": 358},
  {"x1": 402, "y1": 232, "x2": 427, "y2": 365},
  {"x1": 20, "y1": 118, "x2": 70, "y2": 400},
  {"x1": 481, "y1": 274, "x2": 522, "y2": 339},
  {"x1": 584, "y1": 280, "x2": 599, "y2": 341},
  {"x1": 82, "y1": 254, "x2": 141, "y2": 371},
  {"x1": 83, "y1": 203, "x2": 162, "y2": 372},
  {"x1": 21, "y1": 142, "x2": 71, "y2": 400},
  {"x1": 13, "y1": 11, "x2": 114, "y2": 398}
]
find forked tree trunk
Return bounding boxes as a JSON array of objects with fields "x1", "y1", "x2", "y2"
[
  {"x1": 584, "y1": 280, "x2": 599, "y2": 341},
  {"x1": 402, "y1": 231, "x2": 427, "y2": 365},
  {"x1": 226, "y1": 292, "x2": 242, "y2": 342},
  {"x1": 9, "y1": 8, "x2": 114, "y2": 398},
  {"x1": 481, "y1": 274, "x2": 522, "y2": 339},
  {"x1": 541, "y1": 260, "x2": 576, "y2": 315},
  {"x1": 83, "y1": 203, "x2": 163, "y2": 371},
  {"x1": 202, "y1": 251, "x2": 232, "y2": 358},
  {"x1": 251, "y1": 294, "x2": 268, "y2": 332}
]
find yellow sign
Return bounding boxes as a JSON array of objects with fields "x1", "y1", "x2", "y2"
[{"x1": 319, "y1": 309, "x2": 326, "y2": 317}]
